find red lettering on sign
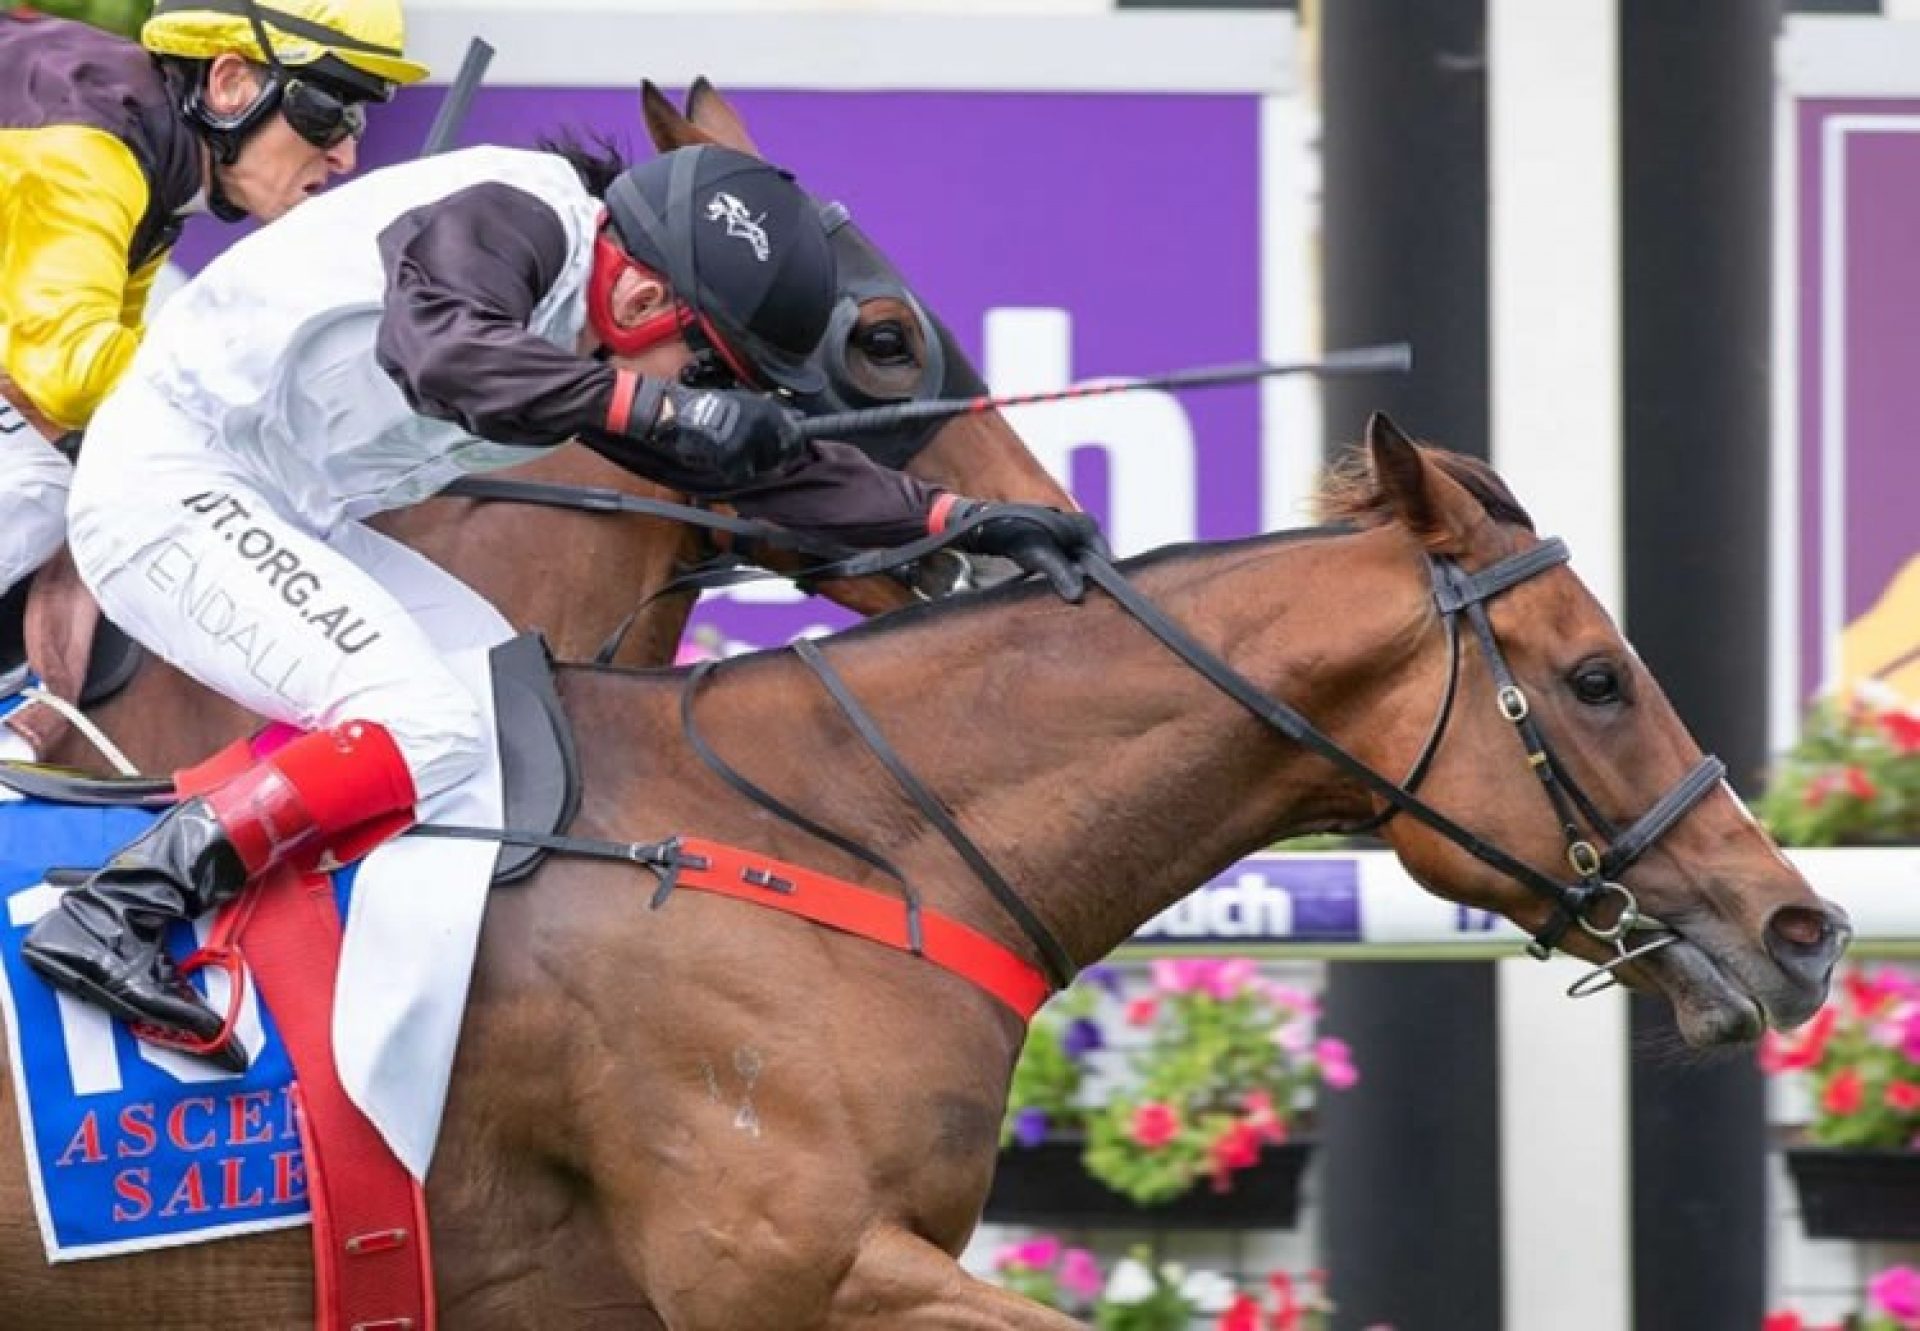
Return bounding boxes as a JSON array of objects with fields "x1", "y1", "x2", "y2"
[
  {"x1": 117, "y1": 1103, "x2": 157, "y2": 1159},
  {"x1": 220, "y1": 1155, "x2": 264, "y2": 1209},
  {"x1": 271, "y1": 1148, "x2": 307, "y2": 1205},
  {"x1": 55, "y1": 1112, "x2": 103, "y2": 1167},
  {"x1": 166, "y1": 1097, "x2": 216, "y2": 1152},
  {"x1": 158, "y1": 1162, "x2": 209, "y2": 1218},
  {"x1": 111, "y1": 1168, "x2": 152, "y2": 1223},
  {"x1": 228, "y1": 1089, "x2": 273, "y2": 1147}
]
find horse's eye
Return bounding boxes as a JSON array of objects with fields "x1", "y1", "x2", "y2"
[
  {"x1": 855, "y1": 320, "x2": 913, "y2": 366},
  {"x1": 1569, "y1": 662, "x2": 1624, "y2": 706}
]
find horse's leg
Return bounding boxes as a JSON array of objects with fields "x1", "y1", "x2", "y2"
[{"x1": 828, "y1": 1226, "x2": 1090, "y2": 1331}]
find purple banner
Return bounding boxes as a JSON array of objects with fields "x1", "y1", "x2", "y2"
[
  {"x1": 173, "y1": 85, "x2": 1266, "y2": 653},
  {"x1": 1135, "y1": 858, "x2": 1362, "y2": 946},
  {"x1": 1794, "y1": 100, "x2": 1920, "y2": 703}
]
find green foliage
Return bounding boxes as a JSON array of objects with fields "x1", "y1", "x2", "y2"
[
  {"x1": 19, "y1": 1, "x2": 154, "y2": 40},
  {"x1": 1757, "y1": 691, "x2": 1920, "y2": 847}
]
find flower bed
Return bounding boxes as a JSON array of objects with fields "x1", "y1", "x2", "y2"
[{"x1": 996, "y1": 959, "x2": 1353, "y2": 1216}]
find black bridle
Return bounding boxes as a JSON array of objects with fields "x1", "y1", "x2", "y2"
[{"x1": 682, "y1": 537, "x2": 1724, "y2": 996}]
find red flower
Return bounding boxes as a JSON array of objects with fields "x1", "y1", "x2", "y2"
[
  {"x1": 1843, "y1": 765, "x2": 1879, "y2": 801},
  {"x1": 1822, "y1": 1067, "x2": 1865, "y2": 1117},
  {"x1": 1880, "y1": 709, "x2": 1920, "y2": 754},
  {"x1": 1208, "y1": 1120, "x2": 1266, "y2": 1192},
  {"x1": 1761, "y1": 1311, "x2": 1803, "y2": 1331},
  {"x1": 1760, "y1": 1007, "x2": 1837, "y2": 1074},
  {"x1": 1216, "y1": 1294, "x2": 1263, "y2": 1331},
  {"x1": 1130, "y1": 1102, "x2": 1181, "y2": 1149},
  {"x1": 1887, "y1": 1081, "x2": 1920, "y2": 1113}
]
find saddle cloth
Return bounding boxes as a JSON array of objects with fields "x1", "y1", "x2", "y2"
[{"x1": 0, "y1": 641, "x2": 509, "y2": 1258}]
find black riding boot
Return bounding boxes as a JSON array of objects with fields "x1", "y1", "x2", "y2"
[{"x1": 22, "y1": 798, "x2": 250, "y2": 1072}]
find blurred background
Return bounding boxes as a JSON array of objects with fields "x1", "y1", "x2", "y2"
[{"x1": 30, "y1": 1, "x2": 1920, "y2": 1327}]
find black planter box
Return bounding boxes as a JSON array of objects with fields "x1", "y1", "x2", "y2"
[
  {"x1": 983, "y1": 1137, "x2": 1311, "y2": 1230},
  {"x1": 1785, "y1": 1146, "x2": 1920, "y2": 1241}
]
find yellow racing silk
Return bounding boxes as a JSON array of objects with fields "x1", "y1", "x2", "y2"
[
  {"x1": 0, "y1": 124, "x2": 153, "y2": 428},
  {"x1": 0, "y1": 14, "x2": 204, "y2": 429}
]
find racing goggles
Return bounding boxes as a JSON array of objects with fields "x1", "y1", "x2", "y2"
[{"x1": 277, "y1": 75, "x2": 368, "y2": 150}]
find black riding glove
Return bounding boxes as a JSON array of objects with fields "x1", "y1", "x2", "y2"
[
  {"x1": 658, "y1": 385, "x2": 807, "y2": 487},
  {"x1": 946, "y1": 500, "x2": 1108, "y2": 603},
  {"x1": 582, "y1": 379, "x2": 807, "y2": 490}
]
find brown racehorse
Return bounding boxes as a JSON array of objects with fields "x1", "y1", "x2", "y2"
[
  {"x1": 0, "y1": 421, "x2": 1848, "y2": 1327},
  {"x1": 33, "y1": 80, "x2": 1069, "y2": 776}
]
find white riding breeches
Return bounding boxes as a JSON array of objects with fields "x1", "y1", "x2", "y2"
[
  {"x1": 67, "y1": 379, "x2": 510, "y2": 801},
  {"x1": 0, "y1": 399, "x2": 72, "y2": 599}
]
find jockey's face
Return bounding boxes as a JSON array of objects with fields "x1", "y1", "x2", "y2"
[
  {"x1": 203, "y1": 55, "x2": 360, "y2": 222},
  {"x1": 583, "y1": 266, "x2": 699, "y2": 381}
]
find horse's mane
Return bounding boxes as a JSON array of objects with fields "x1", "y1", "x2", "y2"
[{"x1": 1314, "y1": 442, "x2": 1536, "y2": 532}]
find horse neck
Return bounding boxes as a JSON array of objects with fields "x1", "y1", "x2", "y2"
[
  {"x1": 371, "y1": 448, "x2": 702, "y2": 665},
  {"x1": 649, "y1": 527, "x2": 1436, "y2": 967}
]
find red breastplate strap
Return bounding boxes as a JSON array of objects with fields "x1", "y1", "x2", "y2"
[
  {"x1": 178, "y1": 742, "x2": 436, "y2": 1331},
  {"x1": 669, "y1": 837, "x2": 1052, "y2": 1020}
]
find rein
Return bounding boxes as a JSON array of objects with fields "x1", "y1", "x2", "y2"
[{"x1": 437, "y1": 475, "x2": 988, "y2": 665}]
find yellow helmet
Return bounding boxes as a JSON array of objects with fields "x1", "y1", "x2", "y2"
[{"x1": 141, "y1": 0, "x2": 429, "y2": 90}]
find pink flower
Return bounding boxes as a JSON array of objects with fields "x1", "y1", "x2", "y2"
[
  {"x1": 1903, "y1": 1008, "x2": 1920, "y2": 1065},
  {"x1": 1130, "y1": 1102, "x2": 1181, "y2": 1149},
  {"x1": 1208, "y1": 958, "x2": 1258, "y2": 1000},
  {"x1": 1058, "y1": 1247, "x2": 1103, "y2": 1303},
  {"x1": 1151, "y1": 958, "x2": 1205, "y2": 994},
  {"x1": 1761, "y1": 1312, "x2": 1803, "y2": 1331},
  {"x1": 1242, "y1": 1090, "x2": 1289, "y2": 1143},
  {"x1": 1126, "y1": 996, "x2": 1160, "y2": 1028},
  {"x1": 1274, "y1": 1021, "x2": 1311, "y2": 1055},
  {"x1": 994, "y1": 1236, "x2": 1060, "y2": 1272},
  {"x1": 1316, "y1": 1037, "x2": 1359, "y2": 1090},
  {"x1": 1870, "y1": 1266, "x2": 1920, "y2": 1322},
  {"x1": 1822, "y1": 1067, "x2": 1864, "y2": 1117},
  {"x1": 1262, "y1": 981, "x2": 1321, "y2": 1016}
]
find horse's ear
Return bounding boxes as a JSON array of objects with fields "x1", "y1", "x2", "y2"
[
  {"x1": 641, "y1": 79, "x2": 718, "y2": 151},
  {"x1": 1366, "y1": 412, "x2": 1484, "y2": 555},
  {"x1": 684, "y1": 77, "x2": 763, "y2": 157}
]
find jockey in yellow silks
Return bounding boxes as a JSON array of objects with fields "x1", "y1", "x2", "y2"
[{"x1": 0, "y1": 0, "x2": 425, "y2": 598}]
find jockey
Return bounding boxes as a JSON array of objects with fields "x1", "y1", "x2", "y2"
[
  {"x1": 0, "y1": 0, "x2": 422, "y2": 601},
  {"x1": 23, "y1": 138, "x2": 1102, "y2": 1068}
]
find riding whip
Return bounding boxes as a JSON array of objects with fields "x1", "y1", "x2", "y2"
[
  {"x1": 793, "y1": 341, "x2": 1413, "y2": 441},
  {"x1": 420, "y1": 37, "x2": 495, "y2": 156}
]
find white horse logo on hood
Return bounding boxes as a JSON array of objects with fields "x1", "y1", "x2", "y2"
[{"x1": 705, "y1": 191, "x2": 771, "y2": 263}]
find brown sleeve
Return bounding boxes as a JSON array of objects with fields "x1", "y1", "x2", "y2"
[
  {"x1": 375, "y1": 181, "x2": 621, "y2": 446},
  {"x1": 718, "y1": 438, "x2": 948, "y2": 548}
]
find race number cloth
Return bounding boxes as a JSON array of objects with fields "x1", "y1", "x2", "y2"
[
  {"x1": 0, "y1": 643, "x2": 504, "y2": 1258},
  {"x1": 0, "y1": 799, "x2": 320, "y2": 1259}
]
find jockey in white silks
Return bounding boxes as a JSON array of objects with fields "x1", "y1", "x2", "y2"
[{"x1": 22, "y1": 137, "x2": 1103, "y2": 1072}]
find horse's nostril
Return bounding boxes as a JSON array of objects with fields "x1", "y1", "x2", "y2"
[{"x1": 1769, "y1": 905, "x2": 1836, "y2": 951}]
